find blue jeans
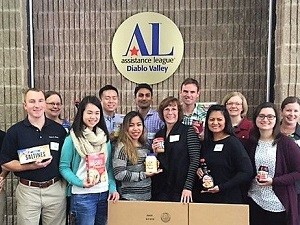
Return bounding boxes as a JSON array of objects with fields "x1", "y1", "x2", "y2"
[{"x1": 70, "y1": 191, "x2": 108, "y2": 225}]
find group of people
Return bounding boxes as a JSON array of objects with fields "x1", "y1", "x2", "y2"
[{"x1": 0, "y1": 78, "x2": 299, "y2": 225}]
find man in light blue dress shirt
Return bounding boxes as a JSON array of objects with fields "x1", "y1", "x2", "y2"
[{"x1": 99, "y1": 85, "x2": 124, "y2": 142}]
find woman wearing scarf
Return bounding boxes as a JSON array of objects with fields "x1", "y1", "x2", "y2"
[{"x1": 59, "y1": 96, "x2": 119, "y2": 225}]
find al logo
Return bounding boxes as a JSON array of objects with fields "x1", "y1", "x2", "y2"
[{"x1": 112, "y1": 12, "x2": 184, "y2": 84}]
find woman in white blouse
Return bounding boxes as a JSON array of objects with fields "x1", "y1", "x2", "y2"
[{"x1": 245, "y1": 102, "x2": 300, "y2": 225}]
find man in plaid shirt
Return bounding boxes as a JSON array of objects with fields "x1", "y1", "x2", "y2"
[{"x1": 180, "y1": 78, "x2": 209, "y2": 141}]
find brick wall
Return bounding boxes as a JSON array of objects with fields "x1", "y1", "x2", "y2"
[
  {"x1": 0, "y1": 0, "x2": 28, "y2": 224},
  {"x1": 3, "y1": 0, "x2": 300, "y2": 224},
  {"x1": 32, "y1": 0, "x2": 270, "y2": 119},
  {"x1": 274, "y1": 0, "x2": 300, "y2": 105}
]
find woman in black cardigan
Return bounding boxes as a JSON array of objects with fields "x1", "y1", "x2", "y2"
[{"x1": 151, "y1": 96, "x2": 201, "y2": 203}]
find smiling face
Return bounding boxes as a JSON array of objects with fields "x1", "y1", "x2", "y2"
[
  {"x1": 207, "y1": 111, "x2": 226, "y2": 135},
  {"x1": 163, "y1": 102, "x2": 179, "y2": 126},
  {"x1": 281, "y1": 102, "x2": 300, "y2": 127},
  {"x1": 24, "y1": 90, "x2": 46, "y2": 120},
  {"x1": 180, "y1": 83, "x2": 199, "y2": 106},
  {"x1": 128, "y1": 115, "x2": 144, "y2": 141},
  {"x1": 225, "y1": 95, "x2": 243, "y2": 117},
  {"x1": 256, "y1": 107, "x2": 276, "y2": 132},
  {"x1": 83, "y1": 103, "x2": 101, "y2": 130},
  {"x1": 100, "y1": 89, "x2": 119, "y2": 114},
  {"x1": 45, "y1": 94, "x2": 62, "y2": 119}
]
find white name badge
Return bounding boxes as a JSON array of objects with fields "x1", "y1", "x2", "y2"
[
  {"x1": 295, "y1": 140, "x2": 300, "y2": 147},
  {"x1": 169, "y1": 135, "x2": 180, "y2": 142},
  {"x1": 50, "y1": 142, "x2": 59, "y2": 151},
  {"x1": 213, "y1": 144, "x2": 224, "y2": 152}
]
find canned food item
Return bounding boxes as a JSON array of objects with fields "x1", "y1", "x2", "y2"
[
  {"x1": 113, "y1": 123, "x2": 122, "y2": 137},
  {"x1": 257, "y1": 165, "x2": 269, "y2": 182},
  {"x1": 192, "y1": 120, "x2": 203, "y2": 134},
  {"x1": 154, "y1": 137, "x2": 164, "y2": 153},
  {"x1": 145, "y1": 154, "x2": 158, "y2": 173}
]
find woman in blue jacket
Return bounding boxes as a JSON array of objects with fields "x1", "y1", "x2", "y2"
[{"x1": 59, "y1": 96, "x2": 119, "y2": 225}]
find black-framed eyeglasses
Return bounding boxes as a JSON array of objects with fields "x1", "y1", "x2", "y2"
[{"x1": 257, "y1": 114, "x2": 276, "y2": 120}]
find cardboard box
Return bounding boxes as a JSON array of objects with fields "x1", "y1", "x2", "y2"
[
  {"x1": 189, "y1": 203, "x2": 249, "y2": 225},
  {"x1": 108, "y1": 201, "x2": 188, "y2": 225}
]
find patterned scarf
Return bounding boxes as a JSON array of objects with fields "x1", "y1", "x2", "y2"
[{"x1": 70, "y1": 127, "x2": 107, "y2": 157}]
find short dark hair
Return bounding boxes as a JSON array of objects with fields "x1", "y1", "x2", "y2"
[
  {"x1": 204, "y1": 104, "x2": 235, "y2": 142},
  {"x1": 180, "y1": 78, "x2": 200, "y2": 92},
  {"x1": 71, "y1": 96, "x2": 109, "y2": 142},
  {"x1": 99, "y1": 85, "x2": 119, "y2": 98},
  {"x1": 134, "y1": 83, "x2": 153, "y2": 97},
  {"x1": 281, "y1": 96, "x2": 300, "y2": 110},
  {"x1": 158, "y1": 96, "x2": 183, "y2": 123}
]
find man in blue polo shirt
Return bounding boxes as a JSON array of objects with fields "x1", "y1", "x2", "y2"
[{"x1": 0, "y1": 88, "x2": 67, "y2": 225}]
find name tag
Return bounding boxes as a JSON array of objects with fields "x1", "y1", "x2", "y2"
[
  {"x1": 170, "y1": 135, "x2": 180, "y2": 142},
  {"x1": 50, "y1": 142, "x2": 59, "y2": 151},
  {"x1": 213, "y1": 144, "x2": 224, "y2": 152},
  {"x1": 295, "y1": 140, "x2": 300, "y2": 147}
]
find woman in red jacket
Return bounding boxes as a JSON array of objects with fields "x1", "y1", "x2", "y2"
[{"x1": 222, "y1": 92, "x2": 253, "y2": 143}]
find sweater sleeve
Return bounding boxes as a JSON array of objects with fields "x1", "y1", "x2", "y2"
[
  {"x1": 218, "y1": 138, "x2": 253, "y2": 191},
  {"x1": 273, "y1": 137, "x2": 300, "y2": 186},
  {"x1": 106, "y1": 141, "x2": 117, "y2": 193},
  {"x1": 112, "y1": 144, "x2": 142, "y2": 182},
  {"x1": 184, "y1": 126, "x2": 201, "y2": 190},
  {"x1": 59, "y1": 136, "x2": 84, "y2": 188}
]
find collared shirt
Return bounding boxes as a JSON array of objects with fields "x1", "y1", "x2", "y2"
[
  {"x1": 0, "y1": 117, "x2": 67, "y2": 182},
  {"x1": 103, "y1": 113, "x2": 125, "y2": 134},
  {"x1": 142, "y1": 108, "x2": 164, "y2": 145},
  {"x1": 182, "y1": 102, "x2": 207, "y2": 126}
]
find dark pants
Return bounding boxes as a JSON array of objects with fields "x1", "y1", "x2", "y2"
[
  {"x1": 154, "y1": 192, "x2": 182, "y2": 202},
  {"x1": 249, "y1": 198, "x2": 287, "y2": 225}
]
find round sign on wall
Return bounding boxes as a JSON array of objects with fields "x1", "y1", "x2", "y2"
[{"x1": 112, "y1": 12, "x2": 184, "y2": 84}]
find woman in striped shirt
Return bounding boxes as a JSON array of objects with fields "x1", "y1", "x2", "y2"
[{"x1": 113, "y1": 111, "x2": 161, "y2": 201}]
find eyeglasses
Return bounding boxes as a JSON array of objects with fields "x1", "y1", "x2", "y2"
[
  {"x1": 46, "y1": 102, "x2": 62, "y2": 107},
  {"x1": 257, "y1": 114, "x2": 276, "y2": 120},
  {"x1": 226, "y1": 102, "x2": 242, "y2": 106}
]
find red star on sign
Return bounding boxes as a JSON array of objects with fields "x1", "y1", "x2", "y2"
[{"x1": 130, "y1": 46, "x2": 139, "y2": 56}]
